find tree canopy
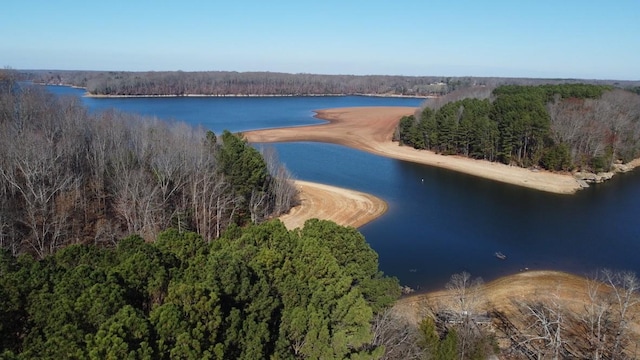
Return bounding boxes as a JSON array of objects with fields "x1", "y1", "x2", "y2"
[
  {"x1": 22, "y1": 70, "x2": 639, "y2": 98},
  {"x1": 0, "y1": 220, "x2": 400, "y2": 359},
  {"x1": 396, "y1": 84, "x2": 640, "y2": 172}
]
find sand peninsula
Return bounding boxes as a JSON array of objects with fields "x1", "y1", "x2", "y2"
[
  {"x1": 278, "y1": 180, "x2": 387, "y2": 230},
  {"x1": 243, "y1": 106, "x2": 585, "y2": 195}
]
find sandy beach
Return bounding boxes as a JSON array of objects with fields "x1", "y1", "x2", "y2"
[
  {"x1": 243, "y1": 106, "x2": 584, "y2": 194},
  {"x1": 278, "y1": 180, "x2": 387, "y2": 230}
]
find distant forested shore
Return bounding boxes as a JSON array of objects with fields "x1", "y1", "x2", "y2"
[{"x1": 19, "y1": 69, "x2": 640, "y2": 97}]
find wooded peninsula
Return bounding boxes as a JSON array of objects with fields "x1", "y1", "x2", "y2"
[{"x1": 396, "y1": 84, "x2": 640, "y2": 180}]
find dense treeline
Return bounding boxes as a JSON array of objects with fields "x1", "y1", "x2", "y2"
[
  {"x1": 25, "y1": 70, "x2": 451, "y2": 97},
  {"x1": 0, "y1": 220, "x2": 401, "y2": 359},
  {"x1": 21, "y1": 69, "x2": 640, "y2": 97},
  {"x1": 396, "y1": 84, "x2": 640, "y2": 172},
  {"x1": 0, "y1": 71, "x2": 297, "y2": 258}
]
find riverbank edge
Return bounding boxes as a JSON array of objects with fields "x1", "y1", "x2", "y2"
[
  {"x1": 317, "y1": 108, "x2": 640, "y2": 194},
  {"x1": 245, "y1": 106, "x2": 640, "y2": 195},
  {"x1": 277, "y1": 180, "x2": 388, "y2": 230}
]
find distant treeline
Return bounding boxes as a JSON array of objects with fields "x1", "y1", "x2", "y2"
[
  {"x1": 21, "y1": 69, "x2": 640, "y2": 97},
  {"x1": 395, "y1": 84, "x2": 640, "y2": 172},
  {"x1": 0, "y1": 70, "x2": 297, "y2": 258}
]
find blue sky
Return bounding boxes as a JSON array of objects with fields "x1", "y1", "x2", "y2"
[{"x1": 2, "y1": 1, "x2": 638, "y2": 80}]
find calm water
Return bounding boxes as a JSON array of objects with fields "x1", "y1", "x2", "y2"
[{"x1": 48, "y1": 85, "x2": 640, "y2": 291}]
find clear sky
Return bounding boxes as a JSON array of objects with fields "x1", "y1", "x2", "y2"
[{"x1": 2, "y1": 0, "x2": 638, "y2": 80}]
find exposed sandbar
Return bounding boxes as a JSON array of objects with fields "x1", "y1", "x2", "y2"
[
  {"x1": 278, "y1": 180, "x2": 387, "y2": 230},
  {"x1": 243, "y1": 107, "x2": 584, "y2": 194}
]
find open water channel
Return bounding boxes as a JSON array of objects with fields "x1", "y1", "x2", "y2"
[{"x1": 48, "y1": 85, "x2": 640, "y2": 291}]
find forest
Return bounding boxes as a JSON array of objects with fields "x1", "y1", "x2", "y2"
[
  {"x1": 0, "y1": 70, "x2": 297, "y2": 258},
  {"x1": 0, "y1": 70, "x2": 409, "y2": 359},
  {"x1": 20, "y1": 69, "x2": 640, "y2": 98},
  {"x1": 0, "y1": 220, "x2": 402, "y2": 359},
  {"x1": 395, "y1": 84, "x2": 640, "y2": 172}
]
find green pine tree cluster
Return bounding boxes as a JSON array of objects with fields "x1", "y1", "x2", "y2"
[
  {"x1": 0, "y1": 219, "x2": 400, "y2": 359},
  {"x1": 396, "y1": 84, "x2": 640, "y2": 172}
]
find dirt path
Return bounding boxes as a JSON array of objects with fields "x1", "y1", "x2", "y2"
[{"x1": 243, "y1": 106, "x2": 583, "y2": 194}]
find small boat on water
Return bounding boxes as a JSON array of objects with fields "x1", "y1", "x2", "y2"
[{"x1": 494, "y1": 252, "x2": 507, "y2": 260}]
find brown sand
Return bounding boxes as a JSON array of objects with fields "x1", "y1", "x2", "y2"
[
  {"x1": 396, "y1": 271, "x2": 592, "y2": 325},
  {"x1": 394, "y1": 270, "x2": 640, "y2": 355},
  {"x1": 243, "y1": 106, "x2": 583, "y2": 194},
  {"x1": 278, "y1": 180, "x2": 387, "y2": 230}
]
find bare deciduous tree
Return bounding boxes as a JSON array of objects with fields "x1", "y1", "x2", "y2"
[
  {"x1": 582, "y1": 273, "x2": 613, "y2": 360},
  {"x1": 599, "y1": 269, "x2": 639, "y2": 359},
  {"x1": 509, "y1": 270, "x2": 639, "y2": 360},
  {"x1": 446, "y1": 271, "x2": 484, "y2": 317},
  {"x1": 548, "y1": 89, "x2": 640, "y2": 170},
  {"x1": 112, "y1": 168, "x2": 161, "y2": 240},
  {"x1": 517, "y1": 293, "x2": 567, "y2": 359},
  {"x1": 445, "y1": 271, "x2": 484, "y2": 359},
  {"x1": 261, "y1": 146, "x2": 299, "y2": 216},
  {"x1": 370, "y1": 307, "x2": 424, "y2": 360},
  {"x1": 0, "y1": 92, "x2": 78, "y2": 257}
]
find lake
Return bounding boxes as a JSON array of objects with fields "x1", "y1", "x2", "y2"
[{"x1": 48, "y1": 85, "x2": 640, "y2": 291}]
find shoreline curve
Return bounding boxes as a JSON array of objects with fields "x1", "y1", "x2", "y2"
[
  {"x1": 243, "y1": 106, "x2": 584, "y2": 194},
  {"x1": 278, "y1": 180, "x2": 387, "y2": 230}
]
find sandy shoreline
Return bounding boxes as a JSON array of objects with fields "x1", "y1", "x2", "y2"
[
  {"x1": 278, "y1": 180, "x2": 387, "y2": 230},
  {"x1": 243, "y1": 106, "x2": 584, "y2": 194}
]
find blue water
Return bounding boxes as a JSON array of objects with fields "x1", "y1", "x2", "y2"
[{"x1": 48, "y1": 85, "x2": 640, "y2": 291}]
